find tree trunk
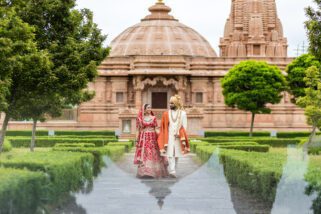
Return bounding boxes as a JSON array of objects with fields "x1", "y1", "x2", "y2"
[
  {"x1": 308, "y1": 125, "x2": 317, "y2": 145},
  {"x1": 249, "y1": 112, "x2": 255, "y2": 137},
  {"x1": 30, "y1": 119, "x2": 37, "y2": 152},
  {"x1": 0, "y1": 114, "x2": 10, "y2": 153}
]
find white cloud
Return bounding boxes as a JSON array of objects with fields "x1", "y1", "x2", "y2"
[{"x1": 76, "y1": 0, "x2": 314, "y2": 57}]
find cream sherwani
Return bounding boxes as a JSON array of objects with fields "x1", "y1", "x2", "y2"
[{"x1": 166, "y1": 109, "x2": 187, "y2": 174}]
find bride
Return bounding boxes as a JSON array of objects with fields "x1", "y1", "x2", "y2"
[{"x1": 134, "y1": 104, "x2": 168, "y2": 178}]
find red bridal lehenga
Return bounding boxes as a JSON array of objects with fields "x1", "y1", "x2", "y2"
[{"x1": 134, "y1": 106, "x2": 168, "y2": 178}]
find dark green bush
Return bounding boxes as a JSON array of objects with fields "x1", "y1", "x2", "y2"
[
  {"x1": 0, "y1": 168, "x2": 47, "y2": 214},
  {"x1": 0, "y1": 152, "x2": 94, "y2": 203}
]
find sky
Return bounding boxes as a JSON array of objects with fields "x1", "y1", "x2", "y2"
[{"x1": 76, "y1": 0, "x2": 314, "y2": 57}]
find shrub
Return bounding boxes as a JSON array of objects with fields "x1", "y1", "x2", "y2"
[
  {"x1": 0, "y1": 168, "x2": 47, "y2": 214},
  {"x1": 305, "y1": 156, "x2": 321, "y2": 213},
  {"x1": 54, "y1": 143, "x2": 96, "y2": 148},
  {"x1": 8, "y1": 138, "x2": 116, "y2": 147},
  {"x1": 4, "y1": 130, "x2": 115, "y2": 137},
  {"x1": 0, "y1": 152, "x2": 94, "y2": 203},
  {"x1": 107, "y1": 142, "x2": 133, "y2": 152},
  {"x1": 219, "y1": 145, "x2": 270, "y2": 152},
  {"x1": 2, "y1": 139, "x2": 12, "y2": 152},
  {"x1": 200, "y1": 137, "x2": 300, "y2": 147},
  {"x1": 205, "y1": 131, "x2": 270, "y2": 137},
  {"x1": 218, "y1": 149, "x2": 286, "y2": 205}
]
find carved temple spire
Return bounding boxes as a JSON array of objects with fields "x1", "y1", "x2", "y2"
[{"x1": 219, "y1": 0, "x2": 288, "y2": 57}]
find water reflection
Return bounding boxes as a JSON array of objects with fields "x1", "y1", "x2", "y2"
[
  {"x1": 140, "y1": 179, "x2": 176, "y2": 209},
  {"x1": 270, "y1": 146, "x2": 314, "y2": 213}
]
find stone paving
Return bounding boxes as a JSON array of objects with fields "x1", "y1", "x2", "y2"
[{"x1": 52, "y1": 151, "x2": 285, "y2": 214}]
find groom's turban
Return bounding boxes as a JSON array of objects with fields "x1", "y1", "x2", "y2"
[{"x1": 170, "y1": 95, "x2": 184, "y2": 110}]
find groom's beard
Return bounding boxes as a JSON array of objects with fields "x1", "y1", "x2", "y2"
[{"x1": 170, "y1": 106, "x2": 177, "y2": 110}]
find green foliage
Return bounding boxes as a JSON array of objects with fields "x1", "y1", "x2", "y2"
[
  {"x1": 195, "y1": 146, "x2": 286, "y2": 204},
  {"x1": 205, "y1": 131, "x2": 270, "y2": 137},
  {"x1": 204, "y1": 131, "x2": 320, "y2": 138},
  {"x1": 8, "y1": 137, "x2": 116, "y2": 147},
  {"x1": 286, "y1": 54, "x2": 321, "y2": 102},
  {"x1": 219, "y1": 145, "x2": 270, "y2": 152},
  {"x1": 107, "y1": 142, "x2": 134, "y2": 152},
  {"x1": 199, "y1": 137, "x2": 300, "y2": 147},
  {"x1": 54, "y1": 143, "x2": 96, "y2": 148},
  {"x1": 297, "y1": 66, "x2": 321, "y2": 142},
  {"x1": 305, "y1": 155, "x2": 321, "y2": 213},
  {"x1": 2, "y1": 139, "x2": 12, "y2": 152},
  {"x1": 4, "y1": 130, "x2": 115, "y2": 137},
  {"x1": 305, "y1": 0, "x2": 321, "y2": 61},
  {"x1": 0, "y1": 151, "x2": 94, "y2": 203},
  {"x1": 0, "y1": 168, "x2": 47, "y2": 214},
  {"x1": 221, "y1": 60, "x2": 287, "y2": 136},
  {"x1": 221, "y1": 60, "x2": 287, "y2": 114}
]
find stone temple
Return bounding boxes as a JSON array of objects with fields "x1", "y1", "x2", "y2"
[{"x1": 7, "y1": 0, "x2": 308, "y2": 135}]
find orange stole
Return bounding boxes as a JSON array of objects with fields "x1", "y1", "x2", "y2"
[{"x1": 157, "y1": 111, "x2": 190, "y2": 154}]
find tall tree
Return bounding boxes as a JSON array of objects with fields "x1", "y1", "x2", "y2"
[
  {"x1": 286, "y1": 54, "x2": 321, "y2": 103},
  {"x1": 305, "y1": 0, "x2": 321, "y2": 61},
  {"x1": 1, "y1": 0, "x2": 109, "y2": 150},
  {"x1": 221, "y1": 60, "x2": 287, "y2": 137},
  {"x1": 0, "y1": 7, "x2": 52, "y2": 152},
  {"x1": 297, "y1": 66, "x2": 321, "y2": 144}
]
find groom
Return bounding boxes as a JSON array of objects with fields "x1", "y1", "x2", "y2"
[{"x1": 158, "y1": 95, "x2": 190, "y2": 178}]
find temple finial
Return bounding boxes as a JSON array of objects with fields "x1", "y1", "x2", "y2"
[{"x1": 158, "y1": 0, "x2": 163, "y2": 3}]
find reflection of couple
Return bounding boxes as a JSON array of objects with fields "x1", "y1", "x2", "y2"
[{"x1": 134, "y1": 95, "x2": 190, "y2": 178}]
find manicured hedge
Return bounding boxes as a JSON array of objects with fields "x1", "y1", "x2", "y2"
[
  {"x1": 52, "y1": 145, "x2": 128, "y2": 174},
  {"x1": 205, "y1": 131, "x2": 271, "y2": 137},
  {"x1": 218, "y1": 149, "x2": 286, "y2": 205},
  {"x1": 200, "y1": 137, "x2": 300, "y2": 147},
  {"x1": 8, "y1": 138, "x2": 116, "y2": 147},
  {"x1": 195, "y1": 146, "x2": 286, "y2": 205},
  {"x1": 0, "y1": 152, "x2": 94, "y2": 203},
  {"x1": 305, "y1": 156, "x2": 321, "y2": 213},
  {"x1": 0, "y1": 168, "x2": 47, "y2": 214},
  {"x1": 190, "y1": 140, "x2": 258, "y2": 153},
  {"x1": 107, "y1": 142, "x2": 133, "y2": 152},
  {"x1": 54, "y1": 143, "x2": 96, "y2": 148},
  {"x1": 219, "y1": 145, "x2": 270, "y2": 152},
  {"x1": 2, "y1": 139, "x2": 12, "y2": 152},
  {"x1": 205, "y1": 131, "x2": 319, "y2": 138},
  {"x1": 4, "y1": 130, "x2": 115, "y2": 137}
]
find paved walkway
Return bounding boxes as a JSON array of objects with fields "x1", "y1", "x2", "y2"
[{"x1": 53, "y1": 151, "x2": 273, "y2": 214}]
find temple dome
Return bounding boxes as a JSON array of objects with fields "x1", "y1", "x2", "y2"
[{"x1": 109, "y1": 1, "x2": 217, "y2": 57}]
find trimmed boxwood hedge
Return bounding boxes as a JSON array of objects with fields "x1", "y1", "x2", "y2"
[
  {"x1": 195, "y1": 146, "x2": 286, "y2": 205},
  {"x1": 0, "y1": 168, "x2": 47, "y2": 214},
  {"x1": 219, "y1": 145, "x2": 270, "y2": 152},
  {"x1": 54, "y1": 143, "x2": 96, "y2": 148},
  {"x1": 199, "y1": 137, "x2": 300, "y2": 147},
  {"x1": 205, "y1": 131, "x2": 319, "y2": 138},
  {"x1": 0, "y1": 152, "x2": 94, "y2": 203},
  {"x1": 305, "y1": 156, "x2": 321, "y2": 213},
  {"x1": 3, "y1": 130, "x2": 115, "y2": 137},
  {"x1": 3, "y1": 139, "x2": 12, "y2": 152},
  {"x1": 190, "y1": 141, "x2": 259, "y2": 153},
  {"x1": 52, "y1": 146, "x2": 126, "y2": 175},
  {"x1": 8, "y1": 138, "x2": 117, "y2": 147},
  {"x1": 107, "y1": 142, "x2": 133, "y2": 152}
]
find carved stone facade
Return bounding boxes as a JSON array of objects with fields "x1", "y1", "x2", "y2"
[{"x1": 4, "y1": 1, "x2": 309, "y2": 134}]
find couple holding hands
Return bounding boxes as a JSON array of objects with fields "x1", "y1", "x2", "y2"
[{"x1": 133, "y1": 95, "x2": 190, "y2": 179}]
